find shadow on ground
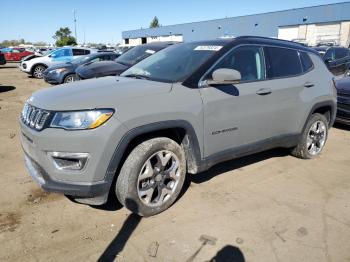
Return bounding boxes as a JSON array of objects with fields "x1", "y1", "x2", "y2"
[
  {"x1": 334, "y1": 122, "x2": 350, "y2": 131},
  {"x1": 190, "y1": 148, "x2": 288, "y2": 185},
  {"x1": 98, "y1": 199, "x2": 141, "y2": 262},
  {"x1": 0, "y1": 85, "x2": 16, "y2": 93},
  {"x1": 208, "y1": 245, "x2": 245, "y2": 262}
]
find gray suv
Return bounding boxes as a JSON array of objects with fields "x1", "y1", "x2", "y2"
[{"x1": 20, "y1": 37, "x2": 337, "y2": 216}]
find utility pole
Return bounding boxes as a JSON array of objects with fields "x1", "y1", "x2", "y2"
[{"x1": 73, "y1": 9, "x2": 77, "y2": 43}]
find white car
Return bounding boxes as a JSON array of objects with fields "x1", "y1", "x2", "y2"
[{"x1": 19, "y1": 47, "x2": 97, "y2": 79}]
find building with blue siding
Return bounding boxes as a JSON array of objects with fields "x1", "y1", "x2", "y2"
[{"x1": 122, "y1": 2, "x2": 350, "y2": 47}]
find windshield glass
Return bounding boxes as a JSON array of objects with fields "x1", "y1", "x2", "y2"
[
  {"x1": 121, "y1": 42, "x2": 220, "y2": 83},
  {"x1": 70, "y1": 54, "x2": 93, "y2": 64},
  {"x1": 115, "y1": 45, "x2": 160, "y2": 66}
]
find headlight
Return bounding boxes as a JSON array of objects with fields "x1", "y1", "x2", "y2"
[
  {"x1": 50, "y1": 109, "x2": 114, "y2": 130},
  {"x1": 51, "y1": 68, "x2": 67, "y2": 74}
]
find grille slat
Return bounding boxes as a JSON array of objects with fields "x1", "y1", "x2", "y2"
[{"x1": 21, "y1": 103, "x2": 50, "y2": 131}]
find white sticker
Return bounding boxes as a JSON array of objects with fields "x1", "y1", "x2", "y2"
[
  {"x1": 145, "y1": 49, "x2": 156, "y2": 54},
  {"x1": 194, "y1": 45, "x2": 223, "y2": 51}
]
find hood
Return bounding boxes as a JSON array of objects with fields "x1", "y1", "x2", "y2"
[
  {"x1": 45, "y1": 62, "x2": 75, "y2": 72},
  {"x1": 335, "y1": 78, "x2": 350, "y2": 95},
  {"x1": 76, "y1": 61, "x2": 128, "y2": 79},
  {"x1": 28, "y1": 76, "x2": 172, "y2": 111},
  {"x1": 22, "y1": 54, "x2": 41, "y2": 61}
]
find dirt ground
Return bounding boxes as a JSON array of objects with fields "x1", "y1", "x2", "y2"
[{"x1": 0, "y1": 63, "x2": 350, "y2": 262}]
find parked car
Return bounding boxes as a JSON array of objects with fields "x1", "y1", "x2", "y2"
[
  {"x1": 43, "y1": 52, "x2": 119, "y2": 84},
  {"x1": 0, "y1": 52, "x2": 6, "y2": 65},
  {"x1": 3, "y1": 48, "x2": 33, "y2": 61},
  {"x1": 335, "y1": 77, "x2": 350, "y2": 125},
  {"x1": 314, "y1": 46, "x2": 350, "y2": 77},
  {"x1": 75, "y1": 42, "x2": 174, "y2": 80},
  {"x1": 19, "y1": 47, "x2": 96, "y2": 79},
  {"x1": 20, "y1": 36, "x2": 336, "y2": 216}
]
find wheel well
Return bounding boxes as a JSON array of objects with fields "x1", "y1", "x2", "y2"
[
  {"x1": 30, "y1": 63, "x2": 47, "y2": 74},
  {"x1": 117, "y1": 127, "x2": 198, "y2": 177},
  {"x1": 312, "y1": 105, "x2": 332, "y2": 125}
]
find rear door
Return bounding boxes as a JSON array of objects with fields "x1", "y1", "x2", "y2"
[{"x1": 263, "y1": 46, "x2": 309, "y2": 135}]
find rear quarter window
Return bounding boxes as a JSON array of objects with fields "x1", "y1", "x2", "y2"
[
  {"x1": 299, "y1": 52, "x2": 314, "y2": 72},
  {"x1": 264, "y1": 47, "x2": 302, "y2": 78}
]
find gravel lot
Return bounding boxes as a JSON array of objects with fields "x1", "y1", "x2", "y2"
[{"x1": 1, "y1": 63, "x2": 350, "y2": 262}]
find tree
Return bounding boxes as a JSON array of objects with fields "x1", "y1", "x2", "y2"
[
  {"x1": 150, "y1": 16, "x2": 160, "y2": 28},
  {"x1": 53, "y1": 27, "x2": 77, "y2": 47}
]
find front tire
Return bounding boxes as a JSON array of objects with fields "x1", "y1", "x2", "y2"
[
  {"x1": 291, "y1": 113, "x2": 328, "y2": 159},
  {"x1": 32, "y1": 65, "x2": 46, "y2": 79},
  {"x1": 116, "y1": 137, "x2": 186, "y2": 217},
  {"x1": 63, "y1": 74, "x2": 76, "y2": 83}
]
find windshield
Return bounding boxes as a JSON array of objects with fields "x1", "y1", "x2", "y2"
[
  {"x1": 70, "y1": 54, "x2": 93, "y2": 64},
  {"x1": 115, "y1": 45, "x2": 161, "y2": 66},
  {"x1": 121, "y1": 42, "x2": 220, "y2": 83}
]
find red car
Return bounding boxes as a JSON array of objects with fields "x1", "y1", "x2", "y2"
[{"x1": 4, "y1": 48, "x2": 33, "y2": 61}]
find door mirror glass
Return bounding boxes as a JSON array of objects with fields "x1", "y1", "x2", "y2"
[{"x1": 208, "y1": 68, "x2": 241, "y2": 85}]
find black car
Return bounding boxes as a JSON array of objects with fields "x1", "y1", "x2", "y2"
[
  {"x1": 75, "y1": 42, "x2": 174, "y2": 80},
  {"x1": 335, "y1": 77, "x2": 350, "y2": 125},
  {"x1": 43, "y1": 52, "x2": 119, "y2": 84},
  {"x1": 314, "y1": 46, "x2": 350, "y2": 77},
  {"x1": 0, "y1": 52, "x2": 6, "y2": 65}
]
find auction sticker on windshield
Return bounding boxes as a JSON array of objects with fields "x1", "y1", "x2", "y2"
[
  {"x1": 145, "y1": 49, "x2": 156, "y2": 54},
  {"x1": 194, "y1": 46, "x2": 223, "y2": 51}
]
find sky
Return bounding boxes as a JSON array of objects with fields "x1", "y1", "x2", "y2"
[{"x1": 0, "y1": 0, "x2": 346, "y2": 44}]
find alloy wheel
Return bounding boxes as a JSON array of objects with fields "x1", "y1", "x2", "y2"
[
  {"x1": 307, "y1": 120, "x2": 327, "y2": 155},
  {"x1": 137, "y1": 150, "x2": 181, "y2": 207}
]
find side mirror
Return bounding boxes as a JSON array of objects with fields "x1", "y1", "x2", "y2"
[{"x1": 207, "y1": 68, "x2": 241, "y2": 85}]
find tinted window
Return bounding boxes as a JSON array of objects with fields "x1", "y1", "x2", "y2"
[
  {"x1": 84, "y1": 49, "x2": 91, "y2": 55},
  {"x1": 73, "y1": 49, "x2": 87, "y2": 56},
  {"x1": 335, "y1": 48, "x2": 349, "y2": 59},
  {"x1": 299, "y1": 52, "x2": 313, "y2": 72},
  {"x1": 264, "y1": 47, "x2": 302, "y2": 78},
  {"x1": 116, "y1": 44, "x2": 164, "y2": 66},
  {"x1": 210, "y1": 45, "x2": 265, "y2": 81},
  {"x1": 323, "y1": 49, "x2": 335, "y2": 61}
]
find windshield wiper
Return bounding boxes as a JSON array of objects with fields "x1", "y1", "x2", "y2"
[{"x1": 123, "y1": 74, "x2": 150, "y2": 80}]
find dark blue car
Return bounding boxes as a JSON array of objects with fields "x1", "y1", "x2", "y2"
[
  {"x1": 335, "y1": 77, "x2": 350, "y2": 125},
  {"x1": 43, "y1": 52, "x2": 119, "y2": 84}
]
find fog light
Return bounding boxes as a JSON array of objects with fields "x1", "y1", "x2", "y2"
[{"x1": 48, "y1": 152, "x2": 89, "y2": 171}]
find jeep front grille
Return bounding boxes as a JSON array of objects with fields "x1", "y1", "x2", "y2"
[{"x1": 21, "y1": 103, "x2": 50, "y2": 131}]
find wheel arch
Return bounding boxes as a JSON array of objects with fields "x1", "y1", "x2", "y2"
[
  {"x1": 30, "y1": 63, "x2": 48, "y2": 75},
  {"x1": 303, "y1": 101, "x2": 336, "y2": 133},
  {"x1": 104, "y1": 120, "x2": 202, "y2": 193}
]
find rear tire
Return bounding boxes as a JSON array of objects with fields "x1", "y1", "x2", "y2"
[
  {"x1": 116, "y1": 137, "x2": 186, "y2": 217},
  {"x1": 291, "y1": 113, "x2": 328, "y2": 159},
  {"x1": 32, "y1": 65, "x2": 46, "y2": 79}
]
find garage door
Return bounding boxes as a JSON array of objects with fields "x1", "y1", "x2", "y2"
[
  {"x1": 316, "y1": 23, "x2": 340, "y2": 44},
  {"x1": 278, "y1": 26, "x2": 299, "y2": 41}
]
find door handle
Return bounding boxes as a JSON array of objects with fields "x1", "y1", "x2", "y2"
[
  {"x1": 256, "y1": 88, "x2": 272, "y2": 95},
  {"x1": 304, "y1": 82, "x2": 314, "y2": 88}
]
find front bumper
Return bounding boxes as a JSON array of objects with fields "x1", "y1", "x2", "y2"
[
  {"x1": 19, "y1": 62, "x2": 30, "y2": 73},
  {"x1": 20, "y1": 115, "x2": 127, "y2": 204},
  {"x1": 43, "y1": 71, "x2": 61, "y2": 84}
]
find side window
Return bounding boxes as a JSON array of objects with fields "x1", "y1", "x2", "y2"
[
  {"x1": 73, "y1": 49, "x2": 86, "y2": 56},
  {"x1": 84, "y1": 49, "x2": 91, "y2": 55},
  {"x1": 264, "y1": 47, "x2": 302, "y2": 78},
  {"x1": 90, "y1": 57, "x2": 101, "y2": 63},
  {"x1": 323, "y1": 49, "x2": 335, "y2": 61},
  {"x1": 299, "y1": 52, "x2": 314, "y2": 72},
  {"x1": 335, "y1": 48, "x2": 349, "y2": 59},
  {"x1": 52, "y1": 48, "x2": 71, "y2": 58},
  {"x1": 210, "y1": 45, "x2": 265, "y2": 82}
]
